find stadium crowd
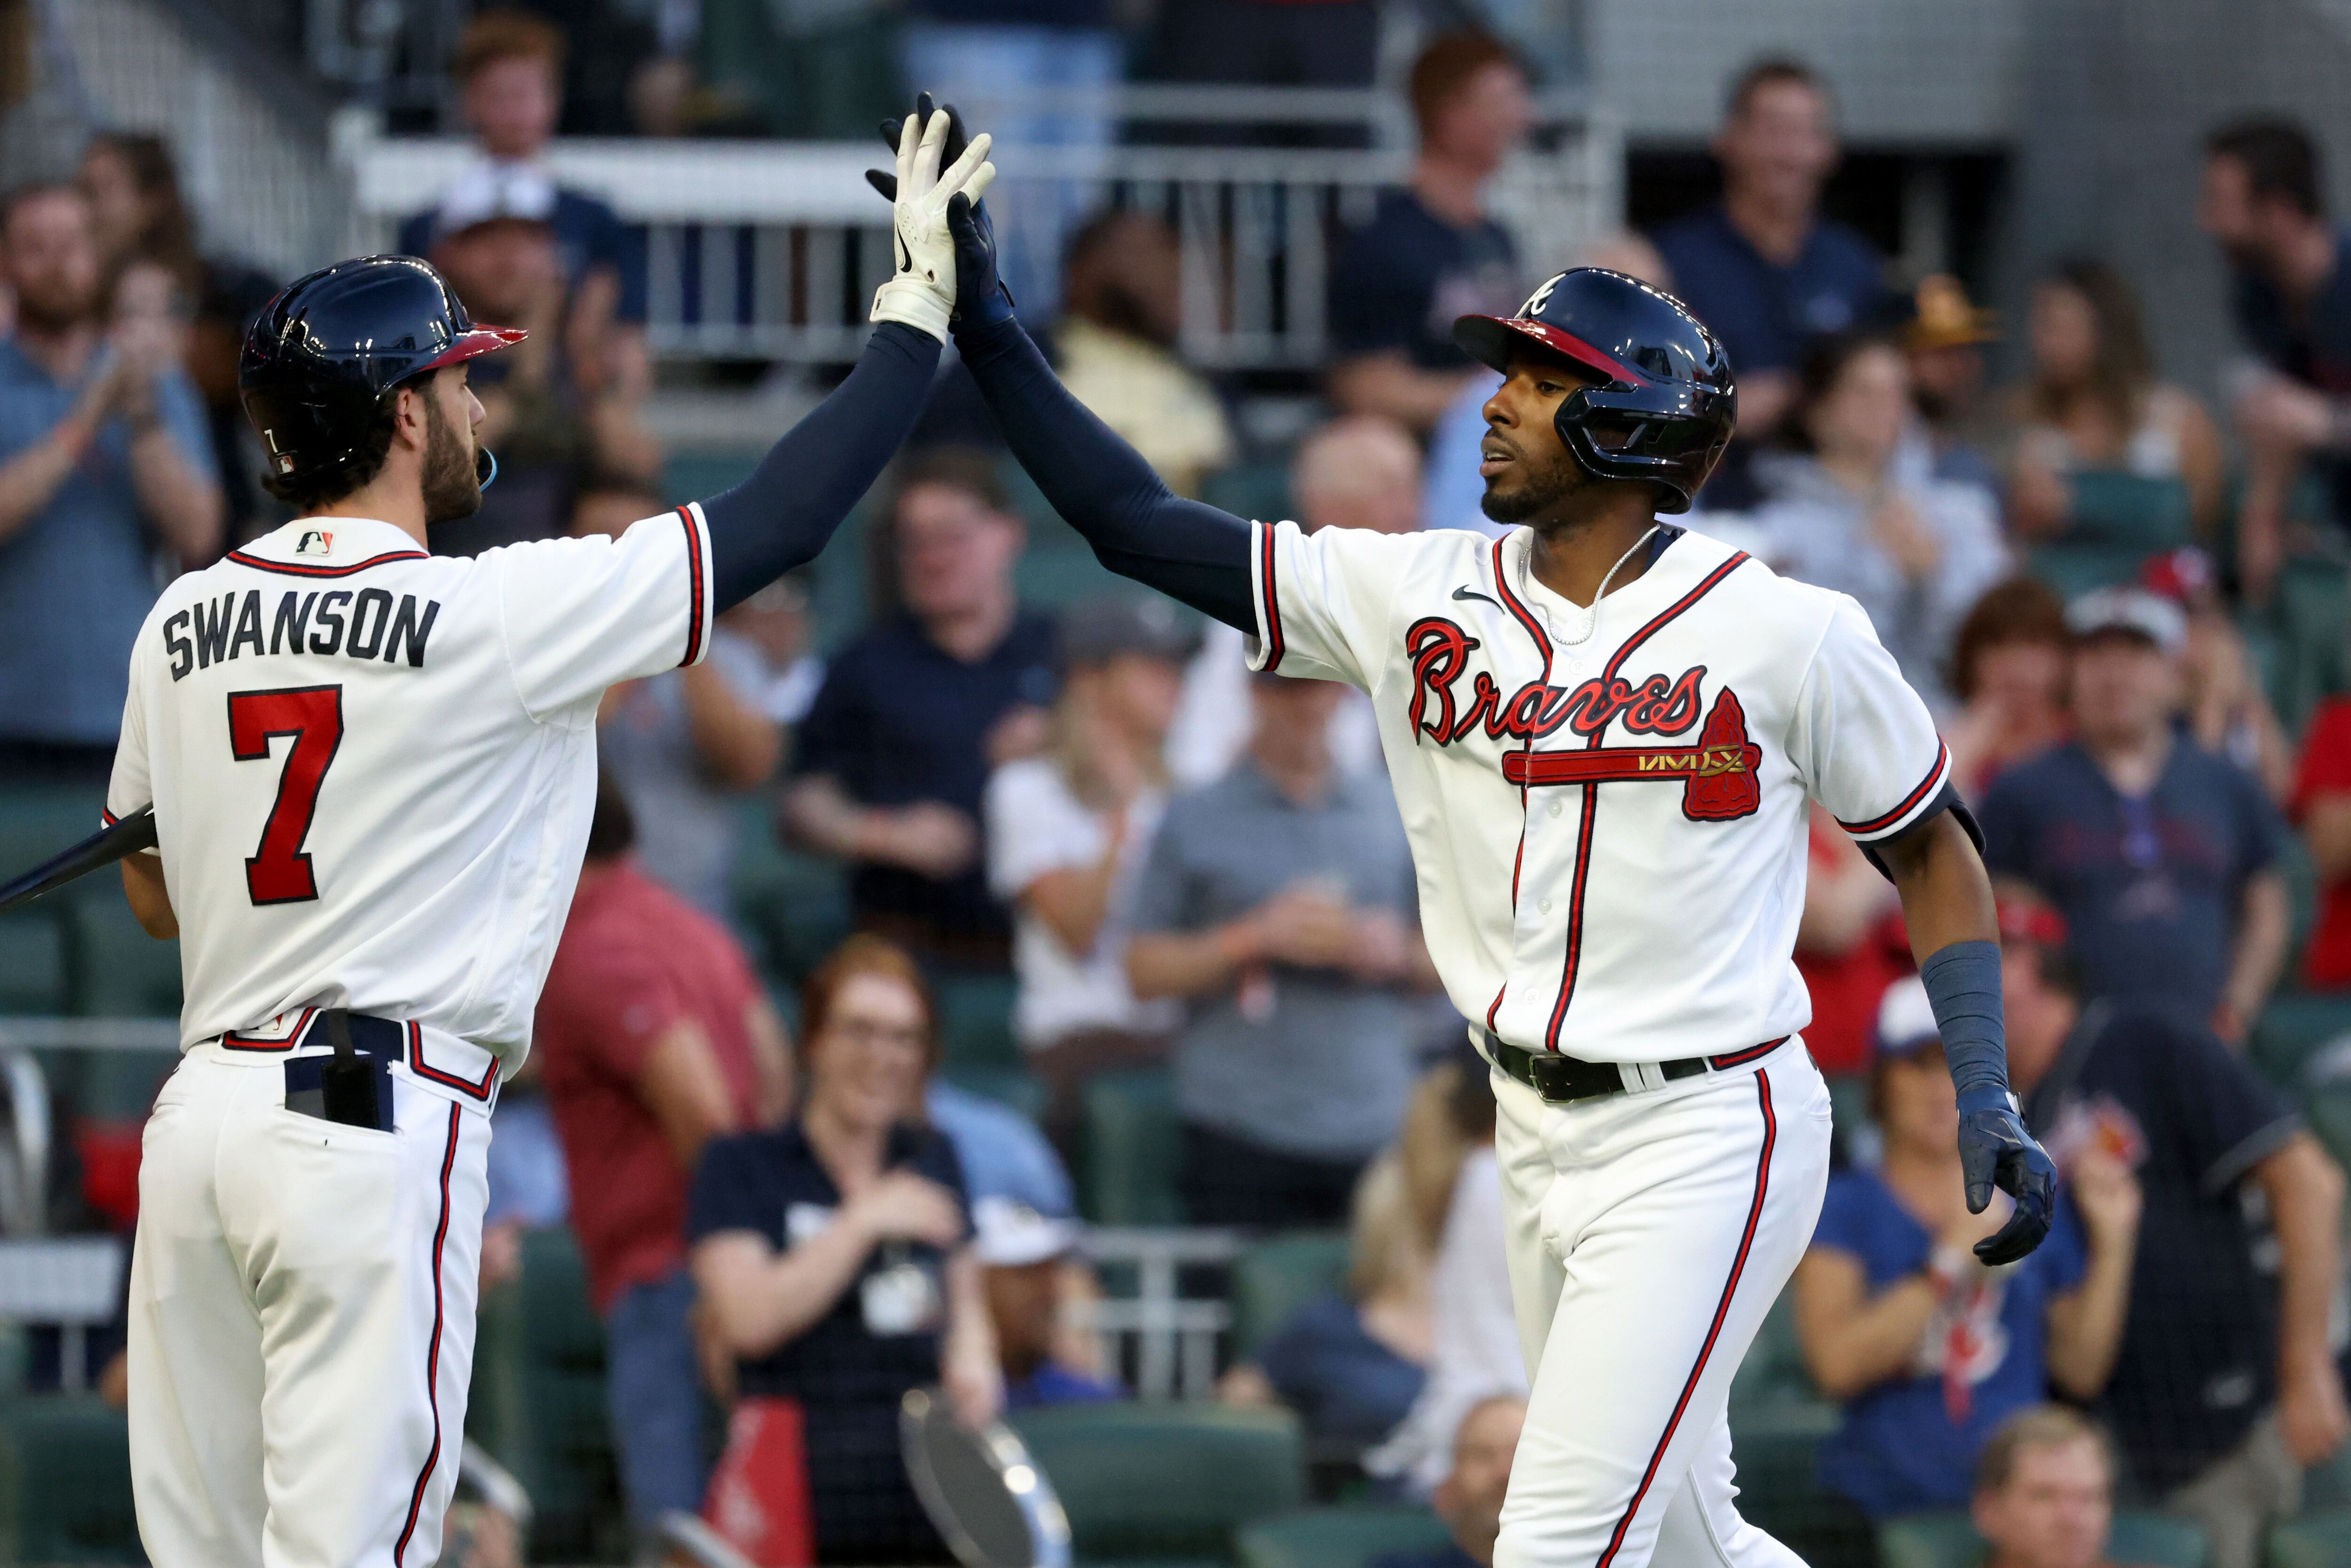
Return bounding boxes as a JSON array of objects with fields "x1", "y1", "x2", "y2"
[{"x1": 15, "y1": 8, "x2": 2351, "y2": 1568}]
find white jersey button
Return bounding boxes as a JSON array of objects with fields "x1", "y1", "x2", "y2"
[
  {"x1": 1538, "y1": 897, "x2": 1553, "y2": 913},
  {"x1": 1549, "y1": 800, "x2": 1563, "y2": 817}
]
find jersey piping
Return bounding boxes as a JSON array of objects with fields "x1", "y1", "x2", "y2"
[{"x1": 222, "y1": 548, "x2": 430, "y2": 579}]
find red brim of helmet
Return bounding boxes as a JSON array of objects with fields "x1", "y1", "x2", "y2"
[
  {"x1": 1452, "y1": 315, "x2": 1643, "y2": 387},
  {"x1": 414, "y1": 324, "x2": 528, "y2": 375}
]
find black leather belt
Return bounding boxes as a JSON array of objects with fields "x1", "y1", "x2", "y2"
[{"x1": 1482, "y1": 1029, "x2": 1787, "y2": 1105}]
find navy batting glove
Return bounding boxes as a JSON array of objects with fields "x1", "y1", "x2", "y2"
[
  {"x1": 1957, "y1": 1091, "x2": 2059, "y2": 1265},
  {"x1": 865, "y1": 97, "x2": 1015, "y2": 329}
]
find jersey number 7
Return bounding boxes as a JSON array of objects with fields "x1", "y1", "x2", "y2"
[{"x1": 228, "y1": 686, "x2": 344, "y2": 905}]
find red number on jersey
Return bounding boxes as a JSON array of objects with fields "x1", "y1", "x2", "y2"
[{"x1": 227, "y1": 686, "x2": 344, "y2": 905}]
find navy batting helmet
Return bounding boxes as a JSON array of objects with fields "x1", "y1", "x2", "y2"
[
  {"x1": 239, "y1": 255, "x2": 523, "y2": 497},
  {"x1": 1453, "y1": 268, "x2": 1735, "y2": 514}
]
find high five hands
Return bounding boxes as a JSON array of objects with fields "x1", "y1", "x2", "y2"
[
  {"x1": 865, "y1": 94, "x2": 1017, "y2": 332},
  {"x1": 864, "y1": 93, "x2": 997, "y2": 342}
]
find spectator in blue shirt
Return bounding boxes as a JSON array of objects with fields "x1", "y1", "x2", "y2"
[
  {"x1": 781, "y1": 448, "x2": 1060, "y2": 973},
  {"x1": 1654, "y1": 59, "x2": 1889, "y2": 449},
  {"x1": 971, "y1": 1196, "x2": 1121, "y2": 1411},
  {"x1": 1792, "y1": 977, "x2": 2138, "y2": 1519},
  {"x1": 1325, "y1": 31, "x2": 1531, "y2": 436},
  {"x1": 397, "y1": 12, "x2": 648, "y2": 411},
  {"x1": 1980, "y1": 588, "x2": 2291, "y2": 1042},
  {"x1": 0, "y1": 182, "x2": 221, "y2": 783}
]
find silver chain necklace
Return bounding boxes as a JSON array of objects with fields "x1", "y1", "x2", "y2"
[{"x1": 1526, "y1": 524, "x2": 1661, "y2": 648}]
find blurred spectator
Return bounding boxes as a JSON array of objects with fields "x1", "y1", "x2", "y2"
[
  {"x1": 721, "y1": 573, "x2": 826, "y2": 728},
  {"x1": 0, "y1": 182, "x2": 221, "y2": 784},
  {"x1": 1794, "y1": 807, "x2": 1906, "y2": 1076},
  {"x1": 1971, "y1": 1408, "x2": 2130, "y2": 1568},
  {"x1": 1793, "y1": 978, "x2": 2137, "y2": 1518},
  {"x1": 1220, "y1": 1152, "x2": 1431, "y2": 1452},
  {"x1": 986, "y1": 597, "x2": 1191, "y2": 1137},
  {"x1": 1326, "y1": 32, "x2": 1531, "y2": 435},
  {"x1": 1423, "y1": 232, "x2": 1672, "y2": 537},
  {"x1": 2006, "y1": 916, "x2": 2348, "y2": 1568},
  {"x1": 972, "y1": 1196, "x2": 1120, "y2": 1410},
  {"x1": 1980, "y1": 589, "x2": 2289, "y2": 1043},
  {"x1": 1168, "y1": 415, "x2": 1403, "y2": 788},
  {"x1": 1944, "y1": 577, "x2": 2073, "y2": 798},
  {"x1": 79, "y1": 133, "x2": 278, "y2": 544},
  {"x1": 781, "y1": 449, "x2": 1059, "y2": 972},
  {"x1": 397, "y1": 10, "x2": 650, "y2": 405},
  {"x1": 579, "y1": 481, "x2": 782, "y2": 915},
  {"x1": 536, "y1": 777, "x2": 794, "y2": 1543},
  {"x1": 1654, "y1": 59, "x2": 1889, "y2": 447},
  {"x1": 1128, "y1": 673, "x2": 1433, "y2": 1227},
  {"x1": 2289, "y1": 693, "x2": 2351, "y2": 989},
  {"x1": 1373, "y1": 1396, "x2": 1525, "y2": 1568},
  {"x1": 1751, "y1": 331, "x2": 2008, "y2": 712},
  {"x1": 2141, "y1": 547, "x2": 2292, "y2": 802},
  {"x1": 2198, "y1": 118, "x2": 2351, "y2": 602},
  {"x1": 427, "y1": 175, "x2": 660, "y2": 555},
  {"x1": 898, "y1": 1, "x2": 1119, "y2": 320},
  {"x1": 2004, "y1": 258, "x2": 2225, "y2": 544},
  {"x1": 1055, "y1": 209, "x2": 1234, "y2": 499},
  {"x1": 690, "y1": 937, "x2": 999, "y2": 1563},
  {"x1": 1147, "y1": 0, "x2": 1380, "y2": 102},
  {"x1": 1902, "y1": 273, "x2": 2003, "y2": 494}
]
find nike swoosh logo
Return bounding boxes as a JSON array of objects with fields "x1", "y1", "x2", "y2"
[
  {"x1": 896, "y1": 232, "x2": 912, "y2": 274},
  {"x1": 1452, "y1": 585, "x2": 1503, "y2": 608}
]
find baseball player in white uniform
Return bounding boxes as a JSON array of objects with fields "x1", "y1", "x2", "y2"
[
  {"x1": 106, "y1": 110, "x2": 993, "y2": 1567},
  {"x1": 882, "y1": 107, "x2": 2060, "y2": 1568}
]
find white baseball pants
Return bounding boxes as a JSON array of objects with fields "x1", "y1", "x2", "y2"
[
  {"x1": 127, "y1": 1044, "x2": 491, "y2": 1568},
  {"x1": 1491, "y1": 1040, "x2": 1832, "y2": 1568}
]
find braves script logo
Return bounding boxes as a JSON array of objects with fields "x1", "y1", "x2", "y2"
[{"x1": 1406, "y1": 615, "x2": 1763, "y2": 820}]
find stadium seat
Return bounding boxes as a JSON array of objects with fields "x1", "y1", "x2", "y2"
[
  {"x1": 1010, "y1": 1402, "x2": 1305, "y2": 1567},
  {"x1": 1878, "y1": 1508, "x2": 2208, "y2": 1568},
  {"x1": 466, "y1": 1227, "x2": 625, "y2": 1562},
  {"x1": 1229, "y1": 1231, "x2": 1350, "y2": 1358},
  {"x1": 2251, "y1": 991, "x2": 2351, "y2": 1087},
  {"x1": 1727, "y1": 1292, "x2": 1817, "y2": 1415},
  {"x1": 1723, "y1": 1401, "x2": 1841, "y2": 1556},
  {"x1": 938, "y1": 974, "x2": 1021, "y2": 1070},
  {"x1": 2303, "y1": 1083, "x2": 2351, "y2": 1172},
  {"x1": 2269, "y1": 1508, "x2": 2351, "y2": 1568},
  {"x1": 1202, "y1": 461, "x2": 1295, "y2": 529},
  {"x1": 65, "y1": 898, "x2": 181, "y2": 1018},
  {"x1": 0, "y1": 1394, "x2": 139, "y2": 1563},
  {"x1": 0, "y1": 789, "x2": 109, "y2": 891},
  {"x1": 2060, "y1": 471, "x2": 2194, "y2": 554},
  {"x1": 1236, "y1": 1506, "x2": 1452, "y2": 1568},
  {"x1": 1081, "y1": 1069, "x2": 1185, "y2": 1225},
  {"x1": 728, "y1": 805, "x2": 852, "y2": 988},
  {"x1": 939, "y1": 1061, "x2": 1050, "y2": 1122},
  {"x1": 0, "y1": 913, "x2": 67, "y2": 1016}
]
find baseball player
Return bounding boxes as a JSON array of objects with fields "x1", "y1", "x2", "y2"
[
  {"x1": 111, "y1": 112, "x2": 991, "y2": 1567},
  {"x1": 874, "y1": 112, "x2": 2058, "y2": 1568}
]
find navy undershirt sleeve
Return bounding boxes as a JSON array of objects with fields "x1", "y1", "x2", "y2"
[
  {"x1": 954, "y1": 315, "x2": 1256, "y2": 631},
  {"x1": 701, "y1": 322, "x2": 942, "y2": 612}
]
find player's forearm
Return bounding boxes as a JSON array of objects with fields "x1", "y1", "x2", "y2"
[
  {"x1": 954, "y1": 315, "x2": 1255, "y2": 630},
  {"x1": 127, "y1": 423, "x2": 225, "y2": 563},
  {"x1": 2260, "y1": 1135, "x2": 2345, "y2": 1379},
  {"x1": 700, "y1": 322, "x2": 942, "y2": 612},
  {"x1": 1882, "y1": 812, "x2": 2009, "y2": 1108}
]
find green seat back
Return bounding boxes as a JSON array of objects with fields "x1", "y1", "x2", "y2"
[
  {"x1": 2269, "y1": 1508, "x2": 2351, "y2": 1568},
  {"x1": 1236, "y1": 1507, "x2": 1452, "y2": 1568},
  {"x1": 2252, "y1": 992, "x2": 2351, "y2": 1087},
  {"x1": 2277, "y1": 559, "x2": 2351, "y2": 735},
  {"x1": 1728, "y1": 1292, "x2": 1816, "y2": 1414},
  {"x1": 0, "y1": 789, "x2": 110, "y2": 887},
  {"x1": 0, "y1": 1395, "x2": 139, "y2": 1563},
  {"x1": 1202, "y1": 461, "x2": 1294, "y2": 528},
  {"x1": 67, "y1": 899, "x2": 181, "y2": 1018},
  {"x1": 1878, "y1": 1508, "x2": 2208, "y2": 1568},
  {"x1": 939, "y1": 1062, "x2": 1050, "y2": 1122},
  {"x1": 1010, "y1": 1403, "x2": 1305, "y2": 1561},
  {"x1": 1081, "y1": 1068, "x2": 1184, "y2": 1224},
  {"x1": 727, "y1": 801, "x2": 851, "y2": 985},
  {"x1": 1230, "y1": 1232, "x2": 1350, "y2": 1358},
  {"x1": 2305, "y1": 1084, "x2": 2351, "y2": 1172},
  {"x1": 938, "y1": 974, "x2": 1021, "y2": 1070},
  {"x1": 467, "y1": 1227, "x2": 623, "y2": 1562},
  {"x1": 2027, "y1": 544, "x2": 2150, "y2": 600},
  {"x1": 0, "y1": 913, "x2": 67, "y2": 1016},
  {"x1": 1723, "y1": 1402, "x2": 1838, "y2": 1550},
  {"x1": 2061, "y1": 471, "x2": 2193, "y2": 552}
]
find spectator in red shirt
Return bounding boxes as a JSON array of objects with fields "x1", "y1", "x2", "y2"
[
  {"x1": 535, "y1": 777, "x2": 795, "y2": 1546},
  {"x1": 2292, "y1": 693, "x2": 2351, "y2": 987},
  {"x1": 1794, "y1": 806, "x2": 1907, "y2": 1076}
]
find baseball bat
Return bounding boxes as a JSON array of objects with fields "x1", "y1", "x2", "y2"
[{"x1": 0, "y1": 806, "x2": 158, "y2": 914}]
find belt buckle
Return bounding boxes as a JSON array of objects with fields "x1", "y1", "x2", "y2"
[{"x1": 1526, "y1": 1053, "x2": 1588, "y2": 1104}]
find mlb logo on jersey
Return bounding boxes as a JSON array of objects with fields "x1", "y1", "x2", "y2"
[{"x1": 296, "y1": 530, "x2": 335, "y2": 557}]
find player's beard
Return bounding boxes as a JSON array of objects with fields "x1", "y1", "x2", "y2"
[
  {"x1": 419, "y1": 394, "x2": 483, "y2": 527},
  {"x1": 1480, "y1": 441, "x2": 1587, "y2": 525}
]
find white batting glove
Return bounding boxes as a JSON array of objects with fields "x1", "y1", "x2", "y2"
[{"x1": 870, "y1": 107, "x2": 996, "y2": 342}]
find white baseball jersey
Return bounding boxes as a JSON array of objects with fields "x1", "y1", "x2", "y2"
[
  {"x1": 106, "y1": 506, "x2": 716, "y2": 1070},
  {"x1": 1247, "y1": 519, "x2": 1949, "y2": 1062}
]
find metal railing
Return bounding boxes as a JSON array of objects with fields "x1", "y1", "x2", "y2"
[{"x1": 341, "y1": 105, "x2": 1623, "y2": 371}]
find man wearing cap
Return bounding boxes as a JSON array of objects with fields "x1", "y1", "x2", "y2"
[
  {"x1": 1791, "y1": 976, "x2": 2135, "y2": 1521},
  {"x1": 1903, "y1": 274, "x2": 2002, "y2": 494},
  {"x1": 970, "y1": 1196, "x2": 1121, "y2": 1410},
  {"x1": 2000, "y1": 909, "x2": 2347, "y2": 1568},
  {"x1": 1978, "y1": 587, "x2": 2291, "y2": 1043}
]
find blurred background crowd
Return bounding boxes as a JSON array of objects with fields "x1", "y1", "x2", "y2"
[{"x1": 13, "y1": 3, "x2": 2351, "y2": 1568}]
